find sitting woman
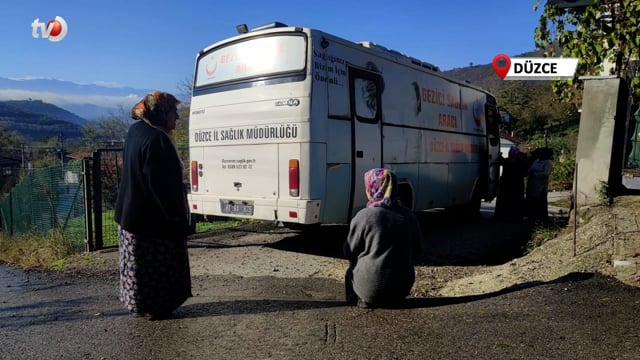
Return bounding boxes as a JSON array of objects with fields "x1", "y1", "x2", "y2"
[{"x1": 344, "y1": 168, "x2": 423, "y2": 308}]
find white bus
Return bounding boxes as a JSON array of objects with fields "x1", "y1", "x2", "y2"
[{"x1": 188, "y1": 22, "x2": 501, "y2": 226}]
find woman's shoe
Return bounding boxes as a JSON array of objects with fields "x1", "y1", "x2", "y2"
[{"x1": 357, "y1": 299, "x2": 373, "y2": 309}]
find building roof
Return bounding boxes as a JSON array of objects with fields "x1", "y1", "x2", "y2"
[
  {"x1": 500, "y1": 133, "x2": 526, "y2": 145},
  {"x1": 0, "y1": 156, "x2": 21, "y2": 167}
]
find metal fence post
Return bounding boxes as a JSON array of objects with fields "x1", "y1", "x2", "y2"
[
  {"x1": 82, "y1": 158, "x2": 94, "y2": 252},
  {"x1": 8, "y1": 192, "x2": 13, "y2": 236},
  {"x1": 92, "y1": 151, "x2": 103, "y2": 250}
]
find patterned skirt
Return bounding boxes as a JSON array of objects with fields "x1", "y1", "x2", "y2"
[{"x1": 118, "y1": 225, "x2": 192, "y2": 316}]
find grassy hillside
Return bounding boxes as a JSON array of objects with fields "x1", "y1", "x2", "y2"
[{"x1": 0, "y1": 100, "x2": 84, "y2": 141}]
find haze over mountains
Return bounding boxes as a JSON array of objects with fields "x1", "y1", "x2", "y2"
[{"x1": 0, "y1": 77, "x2": 153, "y2": 120}]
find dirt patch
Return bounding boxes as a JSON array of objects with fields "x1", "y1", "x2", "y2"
[
  {"x1": 61, "y1": 197, "x2": 640, "y2": 298},
  {"x1": 416, "y1": 196, "x2": 640, "y2": 297}
]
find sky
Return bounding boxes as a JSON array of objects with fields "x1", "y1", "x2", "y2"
[{"x1": 3, "y1": 0, "x2": 544, "y2": 95}]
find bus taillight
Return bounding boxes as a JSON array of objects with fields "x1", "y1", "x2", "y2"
[
  {"x1": 191, "y1": 160, "x2": 199, "y2": 192},
  {"x1": 289, "y1": 159, "x2": 299, "y2": 197}
]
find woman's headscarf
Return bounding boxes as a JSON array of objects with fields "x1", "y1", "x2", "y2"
[
  {"x1": 131, "y1": 91, "x2": 180, "y2": 129},
  {"x1": 364, "y1": 168, "x2": 401, "y2": 208}
]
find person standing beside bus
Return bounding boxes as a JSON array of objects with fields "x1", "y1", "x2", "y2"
[
  {"x1": 526, "y1": 147, "x2": 554, "y2": 223},
  {"x1": 344, "y1": 168, "x2": 423, "y2": 308},
  {"x1": 114, "y1": 91, "x2": 193, "y2": 319},
  {"x1": 494, "y1": 146, "x2": 529, "y2": 221}
]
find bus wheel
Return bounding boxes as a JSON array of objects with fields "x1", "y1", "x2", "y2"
[
  {"x1": 459, "y1": 187, "x2": 482, "y2": 220},
  {"x1": 447, "y1": 186, "x2": 482, "y2": 220}
]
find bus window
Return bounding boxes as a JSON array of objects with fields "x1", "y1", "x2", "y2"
[
  {"x1": 195, "y1": 35, "x2": 306, "y2": 88},
  {"x1": 354, "y1": 78, "x2": 378, "y2": 122}
]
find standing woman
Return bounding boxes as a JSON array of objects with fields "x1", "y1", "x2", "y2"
[
  {"x1": 526, "y1": 147, "x2": 554, "y2": 223},
  {"x1": 115, "y1": 91, "x2": 193, "y2": 319},
  {"x1": 494, "y1": 146, "x2": 529, "y2": 221}
]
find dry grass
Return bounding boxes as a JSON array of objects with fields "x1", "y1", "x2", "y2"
[{"x1": 0, "y1": 229, "x2": 81, "y2": 269}]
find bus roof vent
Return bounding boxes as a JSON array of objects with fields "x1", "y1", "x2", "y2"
[
  {"x1": 407, "y1": 56, "x2": 439, "y2": 72},
  {"x1": 358, "y1": 41, "x2": 439, "y2": 72},
  {"x1": 424, "y1": 64, "x2": 440, "y2": 72},
  {"x1": 358, "y1": 41, "x2": 399, "y2": 55},
  {"x1": 251, "y1": 22, "x2": 288, "y2": 32}
]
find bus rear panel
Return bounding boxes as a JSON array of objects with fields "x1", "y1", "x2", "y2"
[{"x1": 188, "y1": 28, "x2": 324, "y2": 224}]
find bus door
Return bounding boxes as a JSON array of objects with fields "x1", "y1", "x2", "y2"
[
  {"x1": 348, "y1": 67, "x2": 384, "y2": 218},
  {"x1": 485, "y1": 103, "x2": 501, "y2": 200}
]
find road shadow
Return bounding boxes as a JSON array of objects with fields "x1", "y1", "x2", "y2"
[
  {"x1": 416, "y1": 209, "x2": 537, "y2": 266},
  {"x1": 170, "y1": 272, "x2": 595, "y2": 318},
  {"x1": 266, "y1": 210, "x2": 548, "y2": 266},
  {"x1": 266, "y1": 224, "x2": 348, "y2": 259},
  {"x1": 189, "y1": 204, "x2": 569, "y2": 268},
  {"x1": 175, "y1": 299, "x2": 345, "y2": 319},
  {"x1": 0, "y1": 296, "x2": 128, "y2": 329},
  {"x1": 188, "y1": 221, "x2": 301, "y2": 249}
]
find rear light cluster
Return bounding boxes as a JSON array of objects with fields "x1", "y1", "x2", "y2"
[
  {"x1": 191, "y1": 160, "x2": 200, "y2": 192},
  {"x1": 288, "y1": 159, "x2": 299, "y2": 197},
  {"x1": 289, "y1": 158, "x2": 299, "y2": 218}
]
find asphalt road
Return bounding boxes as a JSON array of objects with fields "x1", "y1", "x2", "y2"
[
  {"x1": 1, "y1": 264, "x2": 639, "y2": 359},
  {"x1": 1, "y1": 192, "x2": 639, "y2": 359}
]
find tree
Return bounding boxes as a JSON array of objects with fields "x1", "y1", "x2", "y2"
[
  {"x1": 176, "y1": 76, "x2": 194, "y2": 105},
  {"x1": 0, "y1": 127, "x2": 23, "y2": 149},
  {"x1": 534, "y1": 0, "x2": 640, "y2": 102},
  {"x1": 173, "y1": 104, "x2": 190, "y2": 171},
  {"x1": 81, "y1": 106, "x2": 133, "y2": 149},
  {"x1": 496, "y1": 81, "x2": 579, "y2": 136}
]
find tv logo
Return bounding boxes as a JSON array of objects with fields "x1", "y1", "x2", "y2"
[{"x1": 31, "y1": 16, "x2": 68, "y2": 42}]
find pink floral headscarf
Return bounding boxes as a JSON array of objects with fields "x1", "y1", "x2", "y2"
[{"x1": 364, "y1": 168, "x2": 401, "y2": 208}]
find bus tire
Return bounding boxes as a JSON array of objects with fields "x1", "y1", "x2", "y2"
[
  {"x1": 446, "y1": 185, "x2": 482, "y2": 220},
  {"x1": 460, "y1": 186, "x2": 482, "y2": 220}
]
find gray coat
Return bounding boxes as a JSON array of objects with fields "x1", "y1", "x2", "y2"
[{"x1": 344, "y1": 206, "x2": 422, "y2": 305}]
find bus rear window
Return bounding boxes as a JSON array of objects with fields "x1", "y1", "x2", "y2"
[{"x1": 195, "y1": 35, "x2": 306, "y2": 87}]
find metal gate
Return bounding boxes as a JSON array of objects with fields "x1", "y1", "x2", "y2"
[{"x1": 84, "y1": 148, "x2": 123, "y2": 250}]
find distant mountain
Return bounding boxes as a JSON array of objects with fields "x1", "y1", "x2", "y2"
[
  {"x1": 0, "y1": 77, "x2": 153, "y2": 120},
  {"x1": 442, "y1": 49, "x2": 546, "y2": 93},
  {"x1": 444, "y1": 64, "x2": 502, "y2": 92},
  {"x1": 0, "y1": 100, "x2": 83, "y2": 141},
  {"x1": 2, "y1": 100, "x2": 87, "y2": 126}
]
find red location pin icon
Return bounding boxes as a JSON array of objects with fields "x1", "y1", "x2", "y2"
[{"x1": 492, "y1": 54, "x2": 511, "y2": 80}]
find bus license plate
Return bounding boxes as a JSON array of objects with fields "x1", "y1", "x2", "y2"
[{"x1": 220, "y1": 200, "x2": 254, "y2": 215}]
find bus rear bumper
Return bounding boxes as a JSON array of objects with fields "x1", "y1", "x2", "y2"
[{"x1": 188, "y1": 195, "x2": 322, "y2": 224}]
